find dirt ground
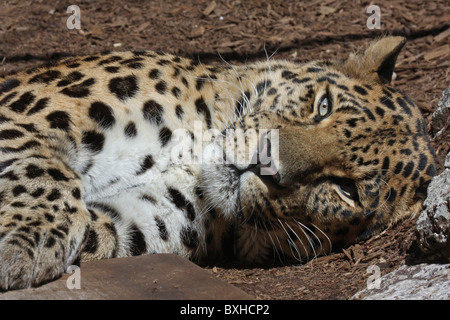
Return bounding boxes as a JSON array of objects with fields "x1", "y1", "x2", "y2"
[{"x1": 1, "y1": 0, "x2": 449, "y2": 300}]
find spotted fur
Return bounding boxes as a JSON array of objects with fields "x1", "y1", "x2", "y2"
[{"x1": 0, "y1": 37, "x2": 435, "y2": 290}]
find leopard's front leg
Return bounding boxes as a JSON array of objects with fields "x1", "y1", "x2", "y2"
[{"x1": 0, "y1": 157, "x2": 91, "y2": 290}]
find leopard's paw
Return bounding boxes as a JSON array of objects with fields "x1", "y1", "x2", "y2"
[{"x1": 0, "y1": 216, "x2": 88, "y2": 291}]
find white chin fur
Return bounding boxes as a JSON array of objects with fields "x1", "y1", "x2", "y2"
[{"x1": 201, "y1": 142, "x2": 241, "y2": 218}]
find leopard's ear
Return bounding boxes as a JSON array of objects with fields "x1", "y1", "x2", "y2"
[{"x1": 340, "y1": 36, "x2": 406, "y2": 84}]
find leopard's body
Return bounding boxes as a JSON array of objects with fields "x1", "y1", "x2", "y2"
[{"x1": 0, "y1": 37, "x2": 436, "y2": 290}]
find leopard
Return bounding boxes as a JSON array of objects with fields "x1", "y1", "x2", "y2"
[{"x1": 0, "y1": 36, "x2": 436, "y2": 290}]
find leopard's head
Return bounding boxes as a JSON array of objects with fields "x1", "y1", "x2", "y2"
[{"x1": 201, "y1": 37, "x2": 436, "y2": 264}]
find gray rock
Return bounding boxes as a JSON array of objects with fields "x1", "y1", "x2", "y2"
[
  {"x1": 430, "y1": 86, "x2": 449, "y2": 138},
  {"x1": 446, "y1": 151, "x2": 450, "y2": 168},
  {"x1": 352, "y1": 263, "x2": 450, "y2": 300},
  {"x1": 415, "y1": 151, "x2": 450, "y2": 261},
  {"x1": 415, "y1": 86, "x2": 450, "y2": 261}
]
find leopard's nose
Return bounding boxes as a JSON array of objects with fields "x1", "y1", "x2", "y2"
[{"x1": 246, "y1": 133, "x2": 281, "y2": 183}]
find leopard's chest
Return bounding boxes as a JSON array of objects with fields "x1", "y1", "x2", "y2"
[
  {"x1": 63, "y1": 105, "x2": 187, "y2": 202},
  {"x1": 64, "y1": 106, "x2": 213, "y2": 258}
]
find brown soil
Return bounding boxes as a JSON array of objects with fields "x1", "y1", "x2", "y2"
[{"x1": 1, "y1": 0, "x2": 449, "y2": 300}]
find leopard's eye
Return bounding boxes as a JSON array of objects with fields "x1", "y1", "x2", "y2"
[
  {"x1": 331, "y1": 178, "x2": 360, "y2": 208},
  {"x1": 318, "y1": 95, "x2": 331, "y2": 118}
]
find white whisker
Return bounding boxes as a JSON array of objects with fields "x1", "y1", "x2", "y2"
[
  {"x1": 292, "y1": 219, "x2": 323, "y2": 265},
  {"x1": 311, "y1": 223, "x2": 332, "y2": 255},
  {"x1": 262, "y1": 219, "x2": 284, "y2": 264},
  {"x1": 277, "y1": 218, "x2": 304, "y2": 262}
]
